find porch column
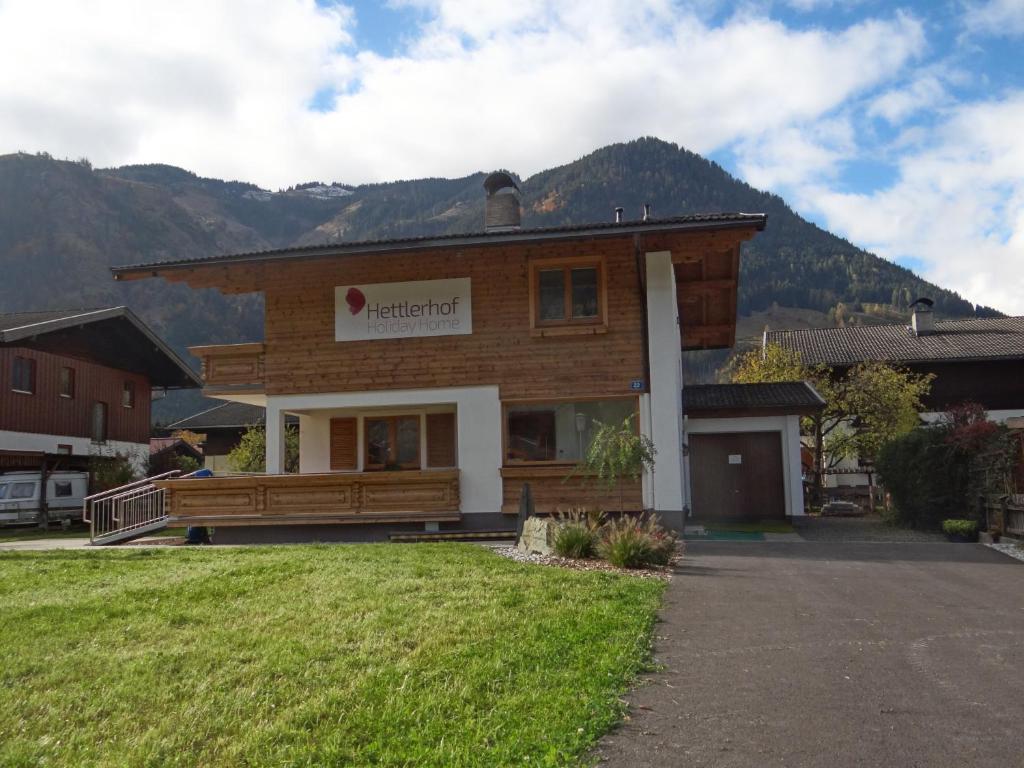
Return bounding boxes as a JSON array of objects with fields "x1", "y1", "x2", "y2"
[
  {"x1": 645, "y1": 250, "x2": 686, "y2": 528},
  {"x1": 266, "y1": 403, "x2": 287, "y2": 474}
]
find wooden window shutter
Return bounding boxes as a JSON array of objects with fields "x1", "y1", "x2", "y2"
[
  {"x1": 426, "y1": 413, "x2": 456, "y2": 468},
  {"x1": 329, "y1": 417, "x2": 358, "y2": 470}
]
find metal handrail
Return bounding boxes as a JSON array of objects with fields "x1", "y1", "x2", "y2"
[
  {"x1": 83, "y1": 470, "x2": 201, "y2": 543},
  {"x1": 82, "y1": 470, "x2": 183, "y2": 512}
]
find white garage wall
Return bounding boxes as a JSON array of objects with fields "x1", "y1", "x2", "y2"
[{"x1": 684, "y1": 414, "x2": 806, "y2": 518}]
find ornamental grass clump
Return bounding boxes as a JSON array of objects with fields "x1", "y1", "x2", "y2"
[
  {"x1": 598, "y1": 514, "x2": 678, "y2": 569},
  {"x1": 552, "y1": 507, "x2": 603, "y2": 559}
]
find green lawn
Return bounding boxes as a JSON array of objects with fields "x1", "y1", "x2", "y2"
[{"x1": 0, "y1": 544, "x2": 664, "y2": 767}]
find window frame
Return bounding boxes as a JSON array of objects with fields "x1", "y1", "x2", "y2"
[
  {"x1": 363, "y1": 414, "x2": 422, "y2": 471},
  {"x1": 528, "y1": 255, "x2": 608, "y2": 336},
  {"x1": 502, "y1": 395, "x2": 639, "y2": 466},
  {"x1": 122, "y1": 380, "x2": 135, "y2": 409},
  {"x1": 11, "y1": 356, "x2": 35, "y2": 394},
  {"x1": 91, "y1": 401, "x2": 108, "y2": 444},
  {"x1": 59, "y1": 366, "x2": 75, "y2": 399}
]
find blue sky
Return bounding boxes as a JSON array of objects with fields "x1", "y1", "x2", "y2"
[{"x1": 0, "y1": 0, "x2": 1022, "y2": 311}]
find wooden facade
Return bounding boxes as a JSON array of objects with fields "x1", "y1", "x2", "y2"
[
  {"x1": 0, "y1": 346, "x2": 151, "y2": 444},
  {"x1": 170, "y1": 228, "x2": 753, "y2": 400},
  {"x1": 499, "y1": 466, "x2": 642, "y2": 515},
  {"x1": 157, "y1": 470, "x2": 460, "y2": 526}
]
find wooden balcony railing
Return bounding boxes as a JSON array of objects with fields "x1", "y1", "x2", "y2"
[
  {"x1": 189, "y1": 342, "x2": 265, "y2": 393},
  {"x1": 155, "y1": 469, "x2": 461, "y2": 526}
]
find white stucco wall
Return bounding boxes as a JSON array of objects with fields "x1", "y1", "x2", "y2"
[
  {"x1": 265, "y1": 386, "x2": 503, "y2": 514},
  {"x1": 684, "y1": 414, "x2": 806, "y2": 517},
  {"x1": 0, "y1": 430, "x2": 150, "y2": 473},
  {"x1": 645, "y1": 250, "x2": 686, "y2": 520}
]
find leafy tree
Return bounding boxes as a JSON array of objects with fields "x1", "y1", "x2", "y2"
[
  {"x1": 575, "y1": 414, "x2": 656, "y2": 512},
  {"x1": 728, "y1": 343, "x2": 933, "y2": 495},
  {"x1": 228, "y1": 425, "x2": 300, "y2": 473}
]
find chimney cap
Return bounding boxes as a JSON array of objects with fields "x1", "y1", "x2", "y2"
[
  {"x1": 483, "y1": 171, "x2": 519, "y2": 196},
  {"x1": 910, "y1": 297, "x2": 934, "y2": 309}
]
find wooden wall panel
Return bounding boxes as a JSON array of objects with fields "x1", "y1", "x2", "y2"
[
  {"x1": 259, "y1": 237, "x2": 649, "y2": 400},
  {"x1": 0, "y1": 347, "x2": 151, "y2": 444},
  {"x1": 500, "y1": 466, "x2": 643, "y2": 514},
  {"x1": 329, "y1": 417, "x2": 358, "y2": 470},
  {"x1": 426, "y1": 413, "x2": 456, "y2": 468}
]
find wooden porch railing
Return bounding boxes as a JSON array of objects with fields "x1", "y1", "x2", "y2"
[
  {"x1": 155, "y1": 470, "x2": 460, "y2": 526},
  {"x1": 188, "y1": 342, "x2": 265, "y2": 393}
]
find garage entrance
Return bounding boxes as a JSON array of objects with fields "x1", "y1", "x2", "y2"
[{"x1": 689, "y1": 431, "x2": 785, "y2": 520}]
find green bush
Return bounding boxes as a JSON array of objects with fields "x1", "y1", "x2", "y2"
[
  {"x1": 942, "y1": 519, "x2": 978, "y2": 539},
  {"x1": 552, "y1": 522, "x2": 597, "y2": 559},
  {"x1": 552, "y1": 507, "x2": 603, "y2": 559},
  {"x1": 597, "y1": 515, "x2": 678, "y2": 569}
]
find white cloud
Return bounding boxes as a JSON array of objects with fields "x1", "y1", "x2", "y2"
[
  {"x1": 735, "y1": 117, "x2": 856, "y2": 189},
  {"x1": 868, "y1": 74, "x2": 948, "y2": 123},
  {"x1": 805, "y1": 93, "x2": 1024, "y2": 313},
  {"x1": 0, "y1": 0, "x2": 923, "y2": 189},
  {"x1": 963, "y1": 0, "x2": 1024, "y2": 37}
]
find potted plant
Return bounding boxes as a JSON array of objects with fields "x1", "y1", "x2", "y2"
[{"x1": 942, "y1": 519, "x2": 979, "y2": 543}]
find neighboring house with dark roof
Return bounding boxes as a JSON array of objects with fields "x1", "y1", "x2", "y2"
[
  {"x1": 148, "y1": 437, "x2": 204, "y2": 475},
  {"x1": 164, "y1": 402, "x2": 297, "y2": 472},
  {"x1": 765, "y1": 301, "x2": 1024, "y2": 496},
  {"x1": 765, "y1": 302, "x2": 1024, "y2": 417},
  {"x1": 0, "y1": 307, "x2": 199, "y2": 474}
]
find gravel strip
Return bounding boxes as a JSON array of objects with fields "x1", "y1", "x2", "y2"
[
  {"x1": 491, "y1": 545, "x2": 676, "y2": 580},
  {"x1": 986, "y1": 542, "x2": 1024, "y2": 563}
]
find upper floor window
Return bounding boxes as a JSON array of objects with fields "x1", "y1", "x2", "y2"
[
  {"x1": 91, "y1": 401, "x2": 108, "y2": 444},
  {"x1": 11, "y1": 356, "x2": 35, "y2": 394},
  {"x1": 59, "y1": 366, "x2": 75, "y2": 398},
  {"x1": 122, "y1": 381, "x2": 135, "y2": 408},
  {"x1": 529, "y1": 256, "x2": 606, "y2": 334}
]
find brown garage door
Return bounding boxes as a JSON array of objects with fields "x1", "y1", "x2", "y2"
[{"x1": 689, "y1": 432, "x2": 785, "y2": 521}]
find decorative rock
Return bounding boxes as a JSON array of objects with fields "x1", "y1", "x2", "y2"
[{"x1": 517, "y1": 515, "x2": 559, "y2": 555}]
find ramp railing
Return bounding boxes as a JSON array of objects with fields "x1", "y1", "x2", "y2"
[{"x1": 83, "y1": 470, "x2": 185, "y2": 545}]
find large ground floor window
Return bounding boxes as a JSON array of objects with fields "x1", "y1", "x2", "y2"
[
  {"x1": 505, "y1": 398, "x2": 637, "y2": 464},
  {"x1": 329, "y1": 410, "x2": 457, "y2": 472}
]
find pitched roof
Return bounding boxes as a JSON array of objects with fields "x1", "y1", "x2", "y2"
[
  {"x1": 0, "y1": 307, "x2": 200, "y2": 389},
  {"x1": 765, "y1": 317, "x2": 1024, "y2": 366},
  {"x1": 167, "y1": 401, "x2": 296, "y2": 430},
  {"x1": 111, "y1": 212, "x2": 766, "y2": 278},
  {"x1": 684, "y1": 381, "x2": 825, "y2": 417}
]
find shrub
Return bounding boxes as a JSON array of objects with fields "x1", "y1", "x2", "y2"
[
  {"x1": 942, "y1": 519, "x2": 978, "y2": 539},
  {"x1": 598, "y1": 515, "x2": 678, "y2": 569},
  {"x1": 552, "y1": 507, "x2": 603, "y2": 559}
]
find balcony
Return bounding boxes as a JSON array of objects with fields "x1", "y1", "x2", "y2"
[
  {"x1": 189, "y1": 342, "x2": 265, "y2": 396},
  {"x1": 155, "y1": 469, "x2": 461, "y2": 527}
]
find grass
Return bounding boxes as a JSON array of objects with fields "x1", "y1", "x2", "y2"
[{"x1": 0, "y1": 543, "x2": 664, "y2": 767}]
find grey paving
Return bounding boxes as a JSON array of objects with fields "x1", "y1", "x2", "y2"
[
  {"x1": 0, "y1": 537, "x2": 91, "y2": 550},
  {"x1": 594, "y1": 541, "x2": 1024, "y2": 768}
]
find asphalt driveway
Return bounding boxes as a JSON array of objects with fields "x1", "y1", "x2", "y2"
[{"x1": 594, "y1": 541, "x2": 1024, "y2": 767}]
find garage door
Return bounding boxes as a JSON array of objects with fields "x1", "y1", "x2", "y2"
[{"x1": 689, "y1": 432, "x2": 785, "y2": 521}]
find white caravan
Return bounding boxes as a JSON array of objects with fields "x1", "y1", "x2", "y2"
[{"x1": 0, "y1": 471, "x2": 90, "y2": 525}]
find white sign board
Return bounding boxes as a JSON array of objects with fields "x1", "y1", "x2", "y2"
[
  {"x1": 728, "y1": 454, "x2": 743, "y2": 465},
  {"x1": 335, "y1": 278, "x2": 472, "y2": 342}
]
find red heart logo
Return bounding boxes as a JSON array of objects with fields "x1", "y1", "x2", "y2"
[{"x1": 346, "y1": 287, "x2": 366, "y2": 315}]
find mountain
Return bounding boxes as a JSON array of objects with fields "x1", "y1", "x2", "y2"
[{"x1": 0, "y1": 139, "x2": 1000, "y2": 420}]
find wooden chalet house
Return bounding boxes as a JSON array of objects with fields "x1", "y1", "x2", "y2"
[
  {"x1": 765, "y1": 301, "x2": 1024, "y2": 492},
  {"x1": 0, "y1": 307, "x2": 200, "y2": 473},
  {"x1": 113, "y1": 173, "x2": 807, "y2": 541}
]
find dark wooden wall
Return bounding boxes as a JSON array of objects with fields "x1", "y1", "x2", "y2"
[{"x1": 0, "y1": 346, "x2": 151, "y2": 444}]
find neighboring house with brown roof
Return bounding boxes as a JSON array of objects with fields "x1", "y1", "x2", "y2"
[
  {"x1": 765, "y1": 302, "x2": 1024, "y2": 417},
  {"x1": 163, "y1": 402, "x2": 297, "y2": 472},
  {"x1": 765, "y1": 301, "x2": 1024, "y2": 494},
  {"x1": 0, "y1": 307, "x2": 199, "y2": 474}
]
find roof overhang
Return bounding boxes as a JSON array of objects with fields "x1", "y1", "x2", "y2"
[
  {"x1": 110, "y1": 214, "x2": 767, "y2": 282},
  {"x1": 0, "y1": 307, "x2": 200, "y2": 389}
]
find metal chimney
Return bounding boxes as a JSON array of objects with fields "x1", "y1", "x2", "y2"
[
  {"x1": 643, "y1": 203, "x2": 651, "y2": 221},
  {"x1": 614, "y1": 207, "x2": 624, "y2": 223},
  {"x1": 910, "y1": 297, "x2": 935, "y2": 336},
  {"x1": 483, "y1": 171, "x2": 521, "y2": 232}
]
